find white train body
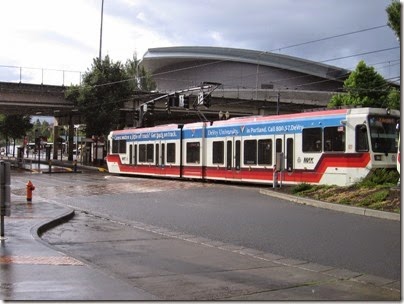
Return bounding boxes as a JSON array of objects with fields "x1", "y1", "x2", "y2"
[{"x1": 106, "y1": 108, "x2": 400, "y2": 186}]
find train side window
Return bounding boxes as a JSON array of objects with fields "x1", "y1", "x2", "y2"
[
  {"x1": 146, "y1": 144, "x2": 154, "y2": 162},
  {"x1": 303, "y1": 128, "x2": 322, "y2": 152},
  {"x1": 212, "y1": 141, "x2": 224, "y2": 164},
  {"x1": 244, "y1": 140, "x2": 257, "y2": 165},
  {"x1": 161, "y1": 144, "x2": 165, "y2": 165},
  {"x1": 166, "y1": 143, "x2": 176, "y2": 163},
  {"x1": 258, "y1": 139, "x2": 272, "y2": 165},
  {"x1": 112, "y1": 140, "x2": 119, "y2": 153},
  {"x1": 155, "y1": 144, "x2": 159, "y2": 166},
  {"x1": 324, "y1": 126, "x2": 345, "y2": 152},
  {"x1": 139, "y1": 144, "x2": 146, "y2": 162},
  {"x1": 119, "y1": 140, "x2": 127, "y2": 153},
  {"x1": 134, "y1": 145, "x2": 137, "y2": 165},
  {"x1": 356, "y1": 124, "x2": 369, "y2": 152},
  {"x1": 286, "y1": 138, "x2": 294, "y2": 171},
  {"x1": 276, "y1": 138, "x2": 282, "y2": 153},
  {"x1": 129, "y1": 144, "x2": 133, "y2": 165},
  {"x1": 227, "y1": 141, "x2": 232, "y2": 169},
  {"x1": 235, "y1": 140, "x2": 241, "y2": 170},
  {"x1": 187, "y1": 142, "x2": 200, "y2": 163},
  {"x1": 112, "y1": 139, "x2": 126, "y2": 153}
]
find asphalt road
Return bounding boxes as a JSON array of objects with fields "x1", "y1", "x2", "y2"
[{"x1": 11, "y1": 171, "x2": 401, "y2": 281}]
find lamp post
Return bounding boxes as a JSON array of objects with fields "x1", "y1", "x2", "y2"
[
  {"x1": 99, "y1": 0, "x2": 104, "y2": 61},
  {"x1": 34, "y1": 129, "x2": 40, "y2": 167},
  {"x1": 60, "y1": 127, "x2": 65, "y2": 161},
  {"x1": 92, "y1": 135, "x2": 99, "y2": 165}
]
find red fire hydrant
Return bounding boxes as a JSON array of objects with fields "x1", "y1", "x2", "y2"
[{"x1": 26, "y1": 180, "x2": 35, "y2": 202}]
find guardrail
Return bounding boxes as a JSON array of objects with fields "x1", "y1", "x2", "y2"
[{"x1": 0, "y1": 64, "x2": 83, "y2": 86}]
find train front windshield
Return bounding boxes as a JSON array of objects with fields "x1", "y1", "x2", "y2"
[{"x1": 368, "y1": 115, "x2": 398, "y2": 153}]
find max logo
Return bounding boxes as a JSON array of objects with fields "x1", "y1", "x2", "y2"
[{"x1": 303, "y1": 157, "x2": 314, "y2": 164}]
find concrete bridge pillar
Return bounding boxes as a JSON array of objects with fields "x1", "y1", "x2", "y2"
[
  {"x1": 52, "y1": 125, "x2": 59, "y2": 160},
  {"x1": 68, "y1": 114, "x2": 74, "y2": 161}
]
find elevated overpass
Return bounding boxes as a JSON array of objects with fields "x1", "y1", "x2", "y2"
[
  {"x1": 0, "y1": 82, "x2": 73, "y2": 116},
  {"x1": 0, "y1": 81, "x2": 333, "y2": 125},
  {"x1": 0, "y1": 80, "x2": 334, "y2": 160}
]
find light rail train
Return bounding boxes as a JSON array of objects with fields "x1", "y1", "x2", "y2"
[{"x1": 106, "y1": 107, "x2": 400, "y2": 186}]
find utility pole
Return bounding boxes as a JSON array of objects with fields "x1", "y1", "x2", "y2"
[
  {"x1": 0, "y1": 161, "x2": 11, "y2": 240},
  {"x1": 99, "y1": 0, "x2": 104, "y2": 61},
  {"x1": 276, "y1": 92, "x2": 280, "y2": 115}
]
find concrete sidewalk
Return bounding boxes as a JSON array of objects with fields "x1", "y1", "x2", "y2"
[
  {"x1": 0, "y1": 199, "x2": 158, "y2": 301},
  {"x1": 0, "y1": 200, "x2": 400, "y2": 300}
]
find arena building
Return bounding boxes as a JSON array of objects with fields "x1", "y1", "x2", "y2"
[
  {"x1": 141, "y1": 46, "x2": 349, "y2": 93},
  {"x1": 139, "y1": 46, "x2": 351, "y2": 121}
]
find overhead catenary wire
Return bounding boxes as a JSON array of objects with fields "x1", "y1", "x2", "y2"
[
  {"x1": 269, "y1": 24, "x2": 389, "y2": 53},
  {"x1": 148, "y1": 46, "x2": 400, "y2": 95},
  {"x1": 148, "y1": 24, "x2": 398, "y2": 89},
  {"x1": 6, "y1": 47, "x2": 399, "y2": 98},
  {"x1": 2, "y1": 24, "x2": 398, "y2": 94},
  {"x1": 73, "y1": 68, "x2": 402, "y2": 112}
]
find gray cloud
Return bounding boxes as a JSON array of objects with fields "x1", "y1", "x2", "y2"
[
  {"x1": 109, "y1": 0, "x2": 399, "y2": 72},
  {"x1": 1, "y1": 0, "x2": 399, "y2": 82}
]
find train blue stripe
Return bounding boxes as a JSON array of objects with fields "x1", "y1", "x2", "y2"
[
  {"x1": 113, "y1": 115, "x2": 345, "y2": 141},
  {"x1": 113, "y1": 130, "x2": 181, "y2": 141}
]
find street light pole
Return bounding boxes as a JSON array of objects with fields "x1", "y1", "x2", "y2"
[{"x1": 99, "y1": 0, "x2": 104, "y2": 61}]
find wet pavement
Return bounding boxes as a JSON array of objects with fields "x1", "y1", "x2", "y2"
[
  {"x1": 0, "y1": 199, "x2": 157, "y2": 300},
  {"x1": 0, "y1": 160, "x2": 401, "y2": 301},
  {"x1": 40, "y1": 209, "x2": 401, "y2": 301},
  {"x1": 0, "y1": 198, "x2": 399, "y2": 300}
]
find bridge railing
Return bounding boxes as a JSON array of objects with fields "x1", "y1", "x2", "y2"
[{"x1": 0, "y1": 64, "x2": 83, "y2": 86}]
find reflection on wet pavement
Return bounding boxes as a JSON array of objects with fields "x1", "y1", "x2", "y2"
[{"x1": 11, "y1": 178, "x2": 212, "y2": 198}]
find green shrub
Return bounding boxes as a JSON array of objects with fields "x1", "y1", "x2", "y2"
[
  {"x1": 368, "y1": 201, "x2": 386, "y2": 210},
  {"x1": 338, "y1": 198, "x2": 351, "y2": 205},
  {"x1": 357, "y1": 169, "x2": 399, "y2": 188},
  {"x1": 359, "y1": 189, "x2": 389, "y2": 207},
  {"x1": 292, "y1": 183, "x2": 313, "y2": 194}
]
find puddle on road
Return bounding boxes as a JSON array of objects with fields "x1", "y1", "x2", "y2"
[{"x1": 11, "y1": 179, "x2": 210, "y2": 198}]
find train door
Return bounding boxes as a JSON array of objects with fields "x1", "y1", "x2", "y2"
[
  {"x1": 128, "y1": 144, "x2": 137, "y2": 166},
  {"x1": 155, "y1": 141, "x2": 166, "y2": 175},
  {"x1": 225, "y1": 137, "x2": 241, "y2": 180},
  {"x1": 285, "y1": 135, "x2": 294, "y2": 172},
  {"x1": 274, "y1": 135, "x2": 284, "y2": 170},
  {"x1": 274, "y1": 134, "x2": 294, "y2": 171}
]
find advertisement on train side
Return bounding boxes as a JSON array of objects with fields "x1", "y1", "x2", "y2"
[{"x1": 113, "y1": 130, "x2": 180, "y2": 141}]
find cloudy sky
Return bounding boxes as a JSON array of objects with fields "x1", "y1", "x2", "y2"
[{"x1": 0, "y1": 0, "x2": 400, "y2": 86}]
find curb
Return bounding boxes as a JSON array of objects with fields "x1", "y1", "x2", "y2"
[
  {"x1": 260, "y1": 189, "x2": 400, "y2": 221},
  {"x1": 31, "y1": 208, "x2": 76, "y2": 240},
  {"x1": 41, "y1": 170, "x2": 82, "y2": 174}
]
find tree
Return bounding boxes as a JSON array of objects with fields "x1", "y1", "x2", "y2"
[
  {"x1": 29, "y1": 119, "x2": 52, "y2": 141},
  {"x1": 65, "y1": 55, "x2": 133, "y2": 137},
  {"x1": 386, "y1": 87, "x2": 401, "y2": 110},
  {"x1": 125, "y1": 54, "x2": 156, "y2": 92},
  {"x1": 0, "y1": 114, "x2": 32, "y2": 156},
  {"x1": 386, "y1": 0, "x2": 400, "y2": 40},
  {"x1": 329, "y1": 60, "x2": 399, "y2": 109}
]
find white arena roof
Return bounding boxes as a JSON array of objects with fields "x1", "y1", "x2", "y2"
[{"x1": 142, "y1": 46, "x2": 350, "y2": 81}]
